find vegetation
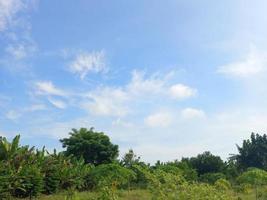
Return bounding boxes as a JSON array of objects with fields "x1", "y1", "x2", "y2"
[
  {"x1": 60, "y1": 128, "x2": 119, "y2": 165},
  {"x1": 1, "y1": 128, "x2": 267, "y2": 199}
]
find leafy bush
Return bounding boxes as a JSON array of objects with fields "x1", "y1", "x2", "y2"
[
  {"x1": 58, "y1": 157, "x2": 91, "y2": 190},
  {"x1": 88, "y1": 163, "x2": 136, "y2": 189},
  {"x1": 176, "y1": 183, "x2": 235, "y2": 200},
  {"x1": 175, "y1": 161, "x2": 198, "y2": 182},
  {"x1": 237, "y1": 168, "x2": 267, "y2": 186},
  {"x1": 129, "y1": 164, "x2": 152, "y2": 189},
  {"x1": 13, "y1": 164, "x2": 44, "y2": 198},
  {"x1": 0, "y1": 135, "x2": 92, "y2": 198},
  {"x1": 214, "y1": 178, "x2": 231, "y2": 190},
  {"x1": 199, "y1": 172, "x2": 226, "y2": 184},
  {"x1": 42, "y1": 155, "x2": 61, "y2": 194},
  {"x1": 154, "y1": 164, "x2": 183, "y2": 176}
]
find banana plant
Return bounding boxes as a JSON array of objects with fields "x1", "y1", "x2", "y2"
[{"x1": 0, "y1": 135, "x2": 20, "y2": 161}]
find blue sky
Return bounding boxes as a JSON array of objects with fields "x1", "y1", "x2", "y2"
[{"x1": 1, "y1": 0, "x2": 267, "y2": 163}]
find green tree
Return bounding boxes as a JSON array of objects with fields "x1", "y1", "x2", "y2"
[
  {"x1": 60, "y1": 128, "x2": 119, "y2": 165},
  {"x1": 121, "y1": 149, "x2": 140, "y2": 167},
  {"x1": 235, "y1": 133, "x2": 267, "y2": 170},
  {"x1": 183, "y1": 151, "x2": 225, "y2": 175}
]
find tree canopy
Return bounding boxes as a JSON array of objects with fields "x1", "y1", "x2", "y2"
[
  {"x1": 60, "y1": 127, "x2": 119, "y2": 165},
  {"x1": 182, "y1": 151, "x2": 225, "y2": 175},
  {"x1": 235, "y1": 133, "x2": 267, "y2": 170}
]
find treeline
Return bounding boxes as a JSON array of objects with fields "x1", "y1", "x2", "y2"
[{"x1": 1, "y1": 128, "x2": 267, "y2": 199}]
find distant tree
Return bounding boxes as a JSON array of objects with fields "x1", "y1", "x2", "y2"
[
  {"x1": 235, "y1": 133, "x2": 267, "y2": 170},
  {"x1": 183, "y1": 151, "x2": 225, "y2": 175},
  {"x1": 121, "y1": 149, "x2": 140, "y2": 167},
  {"x1": 60, "y1": 128, "x2": 119, "y2": 165}
]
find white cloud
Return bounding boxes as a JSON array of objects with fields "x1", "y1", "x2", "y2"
[
  {"x1": 127, "y1": 70, "x2": 165, "y2": 96},
  {"x1": 82, "y1": 87, "x2": 129, "y2": 117},
  {"x1": 79, "y1": 70, "x2": 198, "y2": 117},
  {"x1": 169, "y1": 84, "x2": 197, "y2": 99},
  {"x1": 144, "y1": 112, "x2": 173, "y2": 127},
  {"x1": 48, "y1": 98, "x2": 66, "y2": 109},
  {"x1": 35, "y1": 81, "x2": 66, "y2": 97},
  {"x1": 5, "y1": 42, "x2": 37, "y2": 60},
  {"x1": 0, "y1": 0, "x2": 24, "y2": 31},
  {"x1": 181, "y1": 108, "x2": 206, "y2": 119},
  {"x1": 127, "y1": 71, "x2": 197, "y2": 100},
  {"x1": 217, "y1": 48, "x2": 267, "y2": 78},
  {"x1": 69, "y1": 51, "x2": 106, "y2": 79}
]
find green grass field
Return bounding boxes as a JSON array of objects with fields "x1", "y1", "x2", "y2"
[
  {"x1": 19, "y1": 190, "x2": 150, "y2": 200},
  {"x1": 17, "y1": 188, "x2": 267, "y2": 200}
]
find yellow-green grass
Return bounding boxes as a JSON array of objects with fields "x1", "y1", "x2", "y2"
[
  {"x1": 18, "y1": 187, "x2": 267, "y2": 200},
  {"x1": 18, "y1": 190, "x2": 151, "y2": 200}
]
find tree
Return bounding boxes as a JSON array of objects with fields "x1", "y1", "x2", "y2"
[
  {"x1": 235, "y1": 133, "x2": 267, "y2": 170},
  {"x1": 183, "y1": 151, "x2": 225, "y2": 175},
  {"x1": 60, "y1": 128, "x2": 119, "y2": 165},
  {"x1": 121, "y1": 149, "x2": 140, "y2": 167}
]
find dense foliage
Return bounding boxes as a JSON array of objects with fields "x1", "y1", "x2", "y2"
[
  {"x1": 236, "y1": 133, "x2": 267, "y2": 170},
  {"x1": 60, "y1": 128, "x2": 119, "y2": 165},
  {"x1": 1, "y1": 130, "x2": 267, "y2": 199}
]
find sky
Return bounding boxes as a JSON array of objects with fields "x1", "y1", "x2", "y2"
[{"x1": 1, "y1": 0, "x2": 267, "y2": 163}]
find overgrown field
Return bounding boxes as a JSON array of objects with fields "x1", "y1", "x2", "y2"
[
  {"x1": 16, "y1": 188, "x2": 267, "y2": 200},
  {"x1": 1, "y1": 128, "x2": 267, "y2": 200}
]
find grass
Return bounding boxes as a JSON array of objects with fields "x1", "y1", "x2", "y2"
[
  {"x1": 19, "y1": 190, "x2": 151, "y2": 200},
  {"x1": 18, "y1": 187, "x2": 267, "y2": 200}
]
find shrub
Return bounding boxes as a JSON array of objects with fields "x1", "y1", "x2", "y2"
[
  {"x1": 88, "y1": 163, "x2": 136, "y2": 189},
  {"x1": 214, "y1": 178, "x2": 231, "y2": 190},
  {"x1": 58, "y1": 157, "x2": 91, "y2": 191},
  {"x1": 237, "y1": 168, "x2": 267, "y2": 186},
  {"x1": 129, "y1": 164, "x2": 152, "y2": 189},
  {"x1": 200, "y1": 172, "x2": 226, "y2": 184},
  {"x1": 177, "y1": 183, "x2": 235, "y2": 200},
  {"x1": 42, "y1": 156, "x2": 61, "y2": 194},
  {"x1": 13, "y1": 164, "x2": 44, "y2": 198}
]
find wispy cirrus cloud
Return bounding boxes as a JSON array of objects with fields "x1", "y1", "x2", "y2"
[
  {"x1": 33, "y1": 81, "x2": 69, "y2": 109},
  {"x1": 35, "y1": 81, "x2": 67, "y2": 97},
  {"x1": 0, "y1": 0, "x2": 24, "y2": 32},
  {"x1": 5, "y1": 42, "x2": 37, "y2": 60},
  {"x1": 69, "y1": 50, "x2": 106, "y2": 79},
  {"x1": 217, "y1": 48, "x2": 267, "y2": 78},
  {"x1": 0, "y1": 0, "x2": 38, "y2": 73},
  {"x1": 48, "y1": 98, "x2": 67, "y2": 109}
]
